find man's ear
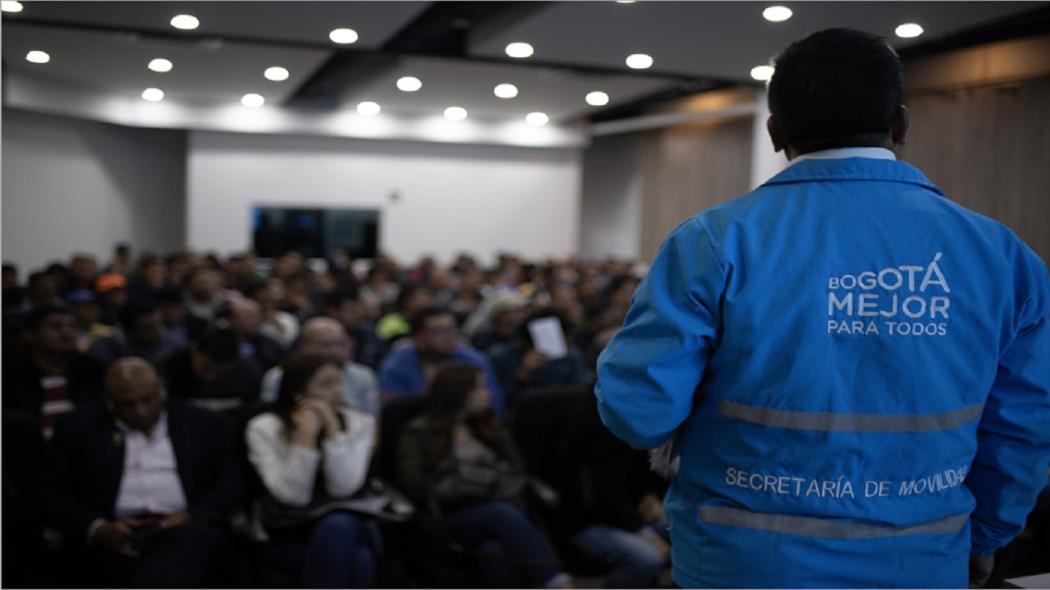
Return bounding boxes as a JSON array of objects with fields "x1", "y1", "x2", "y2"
[
  {"x1": 892, "y1": 104, "x2": 910, "y2": 146},
  {"x1": 767, "y1": 116, "x2": 786, "y2": 153}
]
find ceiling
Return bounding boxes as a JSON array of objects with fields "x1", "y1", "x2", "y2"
[{"x1": 2, "y1": 1, "x2": 1047, "y2": 128}]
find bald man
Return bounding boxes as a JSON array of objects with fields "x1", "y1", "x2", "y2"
[
  {"x1": 260, "y1": 317, "x2": 380, "y2": 416},
  {"x1": 43, "y1": 358, "x2": 241, "y2": 587},
  {"x1": 225, "y1": 296, "x2": 286, "y2": 372}
]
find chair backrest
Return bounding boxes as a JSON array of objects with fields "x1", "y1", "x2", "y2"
[
  {"x1": 508, "y1": 385, "x2": 592, "y2": 481},
  {"x1": 373, "y1": 396, "x2": 428, "y2": 481}
]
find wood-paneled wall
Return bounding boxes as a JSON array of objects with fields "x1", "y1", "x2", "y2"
[
  {"x1": 638, "y1": 117, "x2": 754, "y2": 260},
  {"x1": 899, "y1": 75, "x2": 1050, "y2": 265}
]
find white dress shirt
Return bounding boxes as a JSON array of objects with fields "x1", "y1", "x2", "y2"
[
  {"x1": 113, "y1": 411, "x2": 188, "y2": 517},
  {"x1": 791, "y1": 146, "x2": 897, "y2": 164}
]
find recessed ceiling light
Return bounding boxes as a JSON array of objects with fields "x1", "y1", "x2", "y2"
[
  {"x1": 505, "y1": 42, "x2": 534, "y2": 59},
  {"x1": 357, "y1": 101, "x2": 381, "y2": 116},
  {"x1": 25, "y1": 50, "x2": 50, "y2": 64},
  {"x1": 616, "y1": 1, "x2": 636, "y2": 3},
  {"x1": 625, "y1": 53, "x2": 653, "y2": 69},
  {"x1": 241, "y1": 93, "x2": 265, "y2": 108},
  {"x1": 329, "y1": 28, "x2": 359, "y2": 44},
  {"x1": 494, "y1": 83, "x2": 519, "y2": 99},
  {"x1": 585, "y1": 91, "x2": 610, "y2": 106},
  {"x1": 264, "y1": 66, "x2": 290, "y2": 81},
  {"x1": 2, "y1": 1, "x2": 24, "y2": 13},
  {"x1": 170, "y1": 14, "x2": 199, "y2": 30},
  {"x1": 895, "y1": 23, "x2": 924, "y2": 38},
  {"x1": 762, "y1": 6, "x2": 793, "y2": 22},
  {"x1": 526, "y1": 112, "x2": 549, "y2": 126},
  {"x1": 148, "y1": 58, "x2": 173, "y2": 73},
  {"x1": 396, "y1": 76, "x2": 422, "y2": 92},
  {"x1": 444, "y1": 106, "x2": 468, "y2": 121},
  {"x1": 750, "y1": 65, "x2": 775, "y2": 82},
  {"x1": 141, "y1": 88, "x2": 165, "y2": 102}
]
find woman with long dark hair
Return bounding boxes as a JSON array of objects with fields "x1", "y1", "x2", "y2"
[
  {"x1": 246, "y1": 354, "x2": 377, "y2": 588},
  {"x1": 396, "y1": 363, "x2": 572, "y2": 588}
]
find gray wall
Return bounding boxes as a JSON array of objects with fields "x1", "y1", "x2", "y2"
[{"x1": 2, "y1": 108, "x2": 186, "y2": 272}]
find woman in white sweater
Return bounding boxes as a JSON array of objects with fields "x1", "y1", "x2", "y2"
[{"x1": 246, "y1": 354, "x2": 377, "y2": 588}]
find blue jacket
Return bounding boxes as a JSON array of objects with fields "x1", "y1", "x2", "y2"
[
  {"x1": 379, "y1": 344, "x2": 507, "y2": 416},
  {"x1": 595, "y1": 156, "x2": 1050, "y2": 588}
]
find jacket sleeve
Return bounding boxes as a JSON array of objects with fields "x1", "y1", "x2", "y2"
[
  {"x1": 245, "y1": 415, "x2": 321, "y2": 507},
  {"x1": 966, "y1": 247, "x2": 1050, "y2": 556},
  {"x1": 322, "y1": 410, "x2": 375, "y2": 498},
  {"x1": 595, "y1": 218, "x2": 724, "y2": 449}
]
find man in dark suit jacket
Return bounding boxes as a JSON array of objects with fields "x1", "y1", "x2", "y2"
[
  {"x1": 43, "y1": 357, "x2": 242, "y2": 587},
  {"x1": 2, "y1": 306, "x2": 104, "y2": 439}
]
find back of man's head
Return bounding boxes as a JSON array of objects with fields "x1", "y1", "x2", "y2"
[
  {"x1": 769, "y1": 28, "x2": 903, "y2": 154},
  {"x1": 193, "y1": 326, "x2": 240, "y2": 364}
]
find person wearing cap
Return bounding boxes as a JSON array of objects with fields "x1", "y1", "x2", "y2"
[
  {"x1": 595, "y1": 29, "x2": 1050, "y2": 587},
  {"x1": 66, "y1": 289, "x2": 114, "y2": 353},
  {"x1": 95, "y1": 273, "x2": 128, "y2": 327}
]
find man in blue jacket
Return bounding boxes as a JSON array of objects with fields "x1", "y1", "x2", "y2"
[{"x1": 595, "y1": 28, "x2": 1050, "y2": 588}]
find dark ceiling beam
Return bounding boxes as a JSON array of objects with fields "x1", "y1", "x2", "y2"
[{"x1": 898, "y1": 3, "x2": 1050, "y2": 61}]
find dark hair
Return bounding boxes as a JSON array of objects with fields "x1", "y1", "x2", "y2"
[
  {"x1": 2, "y1": 263, "x2": 17, "y2": 275},
  {"x1": 322, "y1": 286, "x2": 360, "y2": 310},
  {"x1": 26, "y1": 305, "x2": 73, "y2": 330},
  {"x1": 768, "y1": 28, "x2": 903, "y2": 154},
  {"x1": 119, "y1": 302, "x2": 157, "y2": 330},
  {"x1": 410, "y1": 306, "x2": 452, "y2": 335},
  {"x1": 192, "y1": 326, "x2": 240, "y2": 363},
  {"x1": 273, "y1": 354, "x2": 344, "y2": 441},
  {"x1": 156, "y1": 286, "x2": 184, "y2": 305},
  {"x1": 396, "y1": 284, "x2": 429, "y2": 311},
  {"x1": 425, "y1": 363, "x2": 481, "y2": 420}
]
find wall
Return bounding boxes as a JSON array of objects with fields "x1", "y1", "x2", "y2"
[
  {"x1": 638, "y1": 116, "x2": 754, "y2": 261},
  {"x1": 579, "y1": 134, "x2": 644, "y2": 260},
  {"x1": 1, "y1": 108, "x2": 186, "y2": 272},
  {"x1": 900, "y1": 74, "x2": 1050, "y2": 265},
  {"x1": 186, "y1": 131, "x2": 582, "y2": 265}
]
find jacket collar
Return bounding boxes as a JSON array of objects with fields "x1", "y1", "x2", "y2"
[{"x1": 762, "y1": 157, "x2": 943, "y2": 195}]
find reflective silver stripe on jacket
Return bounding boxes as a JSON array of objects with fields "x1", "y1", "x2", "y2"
[
  {"x1": 718, "y1": 399, "x2": 984, "y2": 432},
  {"x1": 699, "y1": 505, "x2": 969, "y2": 539}
]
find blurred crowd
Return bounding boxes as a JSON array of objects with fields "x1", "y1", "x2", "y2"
[{"x1": 2, "y1": 243, "x2": 679, "y2": 589}]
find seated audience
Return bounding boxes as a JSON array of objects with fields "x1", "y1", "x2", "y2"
[
  {"x1": 376, "y1": 285, "x2": 434, "y2": 342},
  {"x1": 96, "y1": 273, "x2": 128, "y2": 326},
  {"x1": 2, "y1": 263, "x2": 26, "y2": 313},
  {"x1": 469, "y1": 292, "x2": 530, "y2": 354},
  {"x1": 223, "y1": 297, "x2": 286, "y2": 372},
  {"x1": 87, "y1": 302, "x2": 181, "y2": 369},
  {"x1": 67, "y1": 289, "x2": 114, "y2": 352},
  {"x1": 247, "y1": 354, "x2": 378, "y2": 588},
  {"x1": 379, "y1": 307, "x2": 506, "y2": 416},
  {"x1": 126, "y1": 255, "x2": 168, "y2": 305},
  {"x1": 162, "y1": 326, "x2": 261, "y2": 413},
  {"x1": 261, "y1": 318, "x2": 379, "y2": 417},
  {"x1": 42, "y1": 358, "x2": 240, "y2": 587},
  {"x1": 396, "y1": 364, "x2": 571, "y2": 588},
  {"x1": 184, "y1": 267, "x2": 225, "y2": 322},
  {"x1": 68, "y1": 254, "x2": 99, "y2": 294},
  {"x1": 2, "y1": 306, "x2": 103, "y2": 438},
  {"x1": 322, "y1": 288, "x2": 388, "y2": 370},
  {"x1": 252, "y1": 278, "x2": 301, "y2": 349},
  {"x1": 156, "y1": 286, "x2": 190, "y2": 348},
  {"x1": 489, "y1": 310, "x2": 589, "y2": 406}
]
